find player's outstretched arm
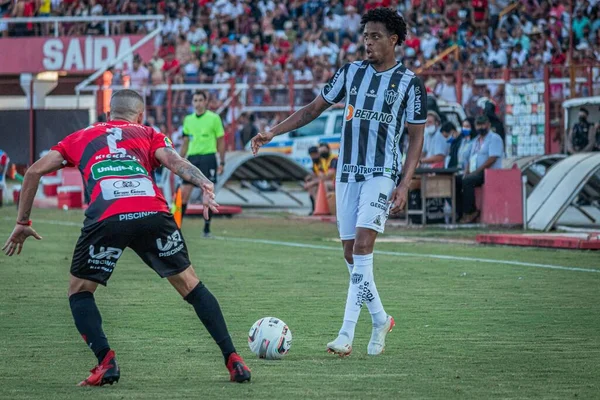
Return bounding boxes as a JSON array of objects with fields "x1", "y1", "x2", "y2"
[
  {"x1": 3, "y1": 150, "x2": 64, "y2": 256},
  {"x1": 155, "y1": 147, "x2": 218, "y2": 220},
  {"x1": 390, "y1": 123, "x2": 425, "y2": 214},
  {"x1": 250, "y1": 95, "x2": 331, "y2": 155}
]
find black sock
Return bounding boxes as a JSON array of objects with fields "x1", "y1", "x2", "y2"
[
  {"x1": 69, "y1": 291, "x2": 110, "y2": 364},
  {"x1": 184, "y1": 282, "x2": 236, "y2": 363},
  {"x1": 182, "y1": 203, "x2": 188, "y2": 218},
  {"x1": 203, "y1": 210, "x2": 212, "y2": 233}
]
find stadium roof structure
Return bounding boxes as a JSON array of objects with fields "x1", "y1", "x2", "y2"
[
  {"x1": 202, "y1": 151, "x2": 312, "y2": 209},
  {"x1": 527, "y1": 153, "x2": 600, "y2": 231}
]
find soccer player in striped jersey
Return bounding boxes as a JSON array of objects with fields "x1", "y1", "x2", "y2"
[{"x1": 252, "y1": 8, "x2": 426, "y2": 356}]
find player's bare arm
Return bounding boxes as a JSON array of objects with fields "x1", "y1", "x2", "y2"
[
  {"x1": 179, "y1": 136, "x2": 190, "y2": 158},
  {"x1": 155, "y1": 146, "x2": 219, "y2": 219},
  {"x1": 217, "y1": 135, "x2": 225, "y2": 175},
  {"x1": 3, "y1": 150, "x2": 65, "y2": 256},
  {"x1": 390, "y1": 123, "x2": 424, "y2": 214},
  {"x1": 251, "y1": 95, "x2": 331, "y2": 155}
]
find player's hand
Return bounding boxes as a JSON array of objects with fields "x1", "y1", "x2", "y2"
[
  {"x1": 217, "y1": 165, "x2": 224, "y2": 175},
  {"x1": 389, "y1": 185, "x2": 409, "y2": 215},
  {"x1": 250, "y1": 131, "x2": 274, "y2": 156},
  {"x1": 200, "y1": 181, "x2": 219, "y2": 220},
  {"x1": 2, "y1": 224, "x2": 42, "y2": 256}
]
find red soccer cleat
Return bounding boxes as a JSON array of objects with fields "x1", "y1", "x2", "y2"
[
  {"x1": 77, "y1": 350, "x2": 120, "y2": 386},
  {"x1": 226, "y1": 353, "x2": 251, "y2": 383}
]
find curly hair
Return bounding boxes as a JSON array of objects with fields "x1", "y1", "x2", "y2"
[{"x1": 360, "y1": 7, "x2": 408, "y2": 47}]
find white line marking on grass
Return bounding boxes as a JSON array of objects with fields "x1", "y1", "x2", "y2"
[
  {"x1": 218, "y1": 237, "x2": 600, "y2": 274},
  {"x1": 6, "y1": 218, "x2": 598, "y2": 274}
]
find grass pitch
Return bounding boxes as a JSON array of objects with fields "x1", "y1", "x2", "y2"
[{"x1": 0, "y1": 207, "x2": 599, "y2": 399}]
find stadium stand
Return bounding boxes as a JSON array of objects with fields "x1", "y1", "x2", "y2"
[{"x1": 3, "y1": 0, "x2": 599, "y2": 137}]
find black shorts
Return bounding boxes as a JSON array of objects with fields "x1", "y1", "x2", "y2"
[
  {"x1": 183, "y1": 154, "x2": 217, "y2": 185},
  {"x1": 70, "y1": 212, "x2": 191, "y2": 286}
]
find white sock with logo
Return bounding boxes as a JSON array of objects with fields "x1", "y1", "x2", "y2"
[
  {"x1": 338, "y1": 254, "x2": 373, "y2": 341},
  {"x1": 363, "y1": 254, "x2": 387, "y2": 327},
  {"x1": 345, "y1": 259, "x2": 353, "y2": 276}
]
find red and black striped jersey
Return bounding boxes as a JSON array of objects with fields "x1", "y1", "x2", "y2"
[{"x1": 51, "y1": 120, "x2": 172, "y2": 224}]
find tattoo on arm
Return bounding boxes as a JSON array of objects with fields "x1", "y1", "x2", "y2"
[
  {"x1": 159, "y1": 147, "x2": 209, "y2": 187},
  {"x1": 296, "y1": 105, "x2": 319, "y2": 128}
]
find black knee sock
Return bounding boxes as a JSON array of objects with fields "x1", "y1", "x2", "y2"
[
  {"x1": 203, "y1": 210, "x2": 213, "y2": 233},
  {"x1": 182, "y1": 203, "x2": 188, "y2": 219},
  {"x1": 69, "y1": 291, "x2": 110, "y2": 364},
  {"x1": 184, "y1": 282, "x2": 236, "y2": 363}
]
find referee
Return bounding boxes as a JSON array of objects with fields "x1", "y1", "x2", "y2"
[{"x1": 179, "y1": 90, "x2": 226, "y2": 237}]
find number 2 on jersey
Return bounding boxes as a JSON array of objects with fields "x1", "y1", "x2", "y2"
[{"x1": 107, "y1": 127, "x2": 127, "y2": 155}]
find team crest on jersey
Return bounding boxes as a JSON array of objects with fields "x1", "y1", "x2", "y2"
[{"x1": 384, "y1": 89, "x2": 399, "y2": 105}]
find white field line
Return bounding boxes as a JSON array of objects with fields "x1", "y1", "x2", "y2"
[{"x1": 3, "y1": 217, "x2": 598, "y2": 274}]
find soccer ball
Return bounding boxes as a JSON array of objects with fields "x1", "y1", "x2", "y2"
[{"x1": 248, "y1": 317, "x2": 292, "y2": 360}]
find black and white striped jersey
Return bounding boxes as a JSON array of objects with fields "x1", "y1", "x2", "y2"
[{"x1": 321, "y1": 60, "x2": 427, "y2": 183}]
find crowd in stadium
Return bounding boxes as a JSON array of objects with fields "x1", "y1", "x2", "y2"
[{"x1": 2, "y1": 0, "x2": 600, "y2": 134}]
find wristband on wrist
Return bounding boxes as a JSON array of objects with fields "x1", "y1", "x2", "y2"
[{"x1": 16, "y1": 220, "x2": 32, "y2": 226}]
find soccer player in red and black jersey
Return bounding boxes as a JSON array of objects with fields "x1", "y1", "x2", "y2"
[{"x1": 2, "y1": 90, "x2": 251, "y2": 386}]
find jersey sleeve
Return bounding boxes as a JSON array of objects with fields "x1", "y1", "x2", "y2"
[
  {"x1": 321, "y1": 63, "x2": 349, "y2": 105},
  {"x1": 405, "y1": 76, "x2": 427, "y2": 124},
  {"x1": 214, "y1": 114, "x2": 225, "y2": 138},
  {"x1": 149, "y1": 128, "x2": 174, "y2": 168},
  {"x1": 50, "y1": 134, "x2": 77, "y2": 168}
]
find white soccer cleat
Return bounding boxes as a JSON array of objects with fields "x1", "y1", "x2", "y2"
[
  {"x1": 326, "y1": 334, "x2": 353, "y2": 357},
  {"x1": 367, "y1": 315, "x2": 395, "y2": 356}
]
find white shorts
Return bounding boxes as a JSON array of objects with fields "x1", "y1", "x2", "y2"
[{"x1": 335, "y1": 176, "x2": 396, "y2": 240}]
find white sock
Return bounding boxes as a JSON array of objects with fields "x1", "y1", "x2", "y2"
[
  {"x1": 345, "y1": 259, "x2": 353, "y2": 275},
  {"x1": 338, "y1": 254, "x2": 372, "y2": 341},
  {"x1": 355, "y1": 253, "x2": 387, "y2": 327}
]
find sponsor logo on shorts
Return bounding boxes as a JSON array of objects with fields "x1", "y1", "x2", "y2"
[
  {"x1": 351, "y1": 273, "x2": 363, "y2": 284},
  {"x1": 118, "y1": 211, "x2": 158, "y2": 221},
  {"x1": 342, "y1": 164, "x2": 384, "y2": 175},
  {"x1": 370, "y1": 193, "x2": 389, "y2": 212},
  {"x1": 157, "y1": 230, "x2": 184, "y2": 257},
  {"x1": 373, "y1": 215, "x2": 382, "y2": 226},
  {"x1": 91, "y1": 160, "x2": 149, "y2": 180},
  {"x1": 87, "y1": 245, "x2": 122, "y2": 271}
]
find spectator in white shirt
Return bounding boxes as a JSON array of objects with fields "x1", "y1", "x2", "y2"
[
  {"x1": 187, "y1": 24, "x2": 207, "y2": 47},
  {"x1": 487, "y1": 40, "x2": 508, "y2": 67},
  {"x1": 293, "y1": 60, "x2": 313, "y2": 82},
  {"x1": 510, "y1": 42, "x2": 528, "y2": 66},
  {"x1": 420, "y1": 32, "x2": 439, "y2": 59},
  {"x1": 435, "y1": 75, "x2": 458, "y2": 103},
  {"x1": 342, "y1": 6, "x2": 362, "y2": 38},
  {"x1": 125, "y1": 56, "x2": 149, "y2": 95}
]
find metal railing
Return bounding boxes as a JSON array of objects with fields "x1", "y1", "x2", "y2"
[{"x1": 2, "y1": 15, "x2": 164, "y2": 38}]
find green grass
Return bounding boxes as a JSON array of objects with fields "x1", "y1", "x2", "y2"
[{"x1": 1, "y1": 208, "x2": 599, "y2": 399}]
